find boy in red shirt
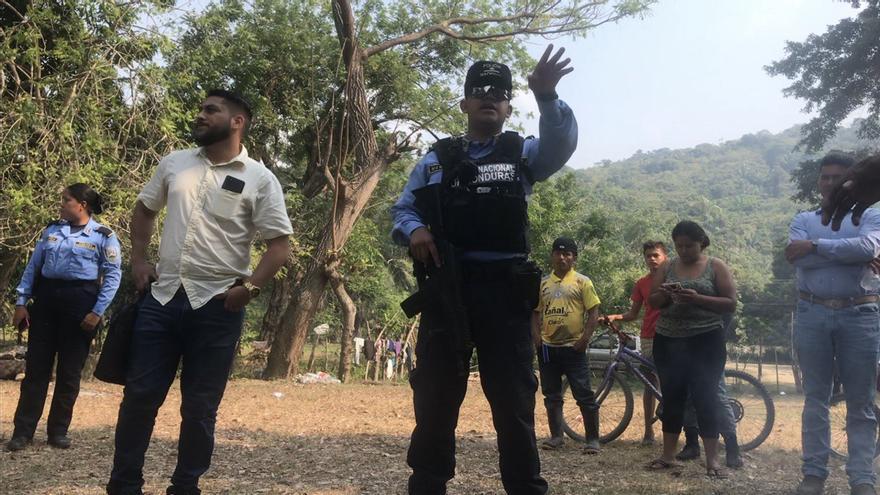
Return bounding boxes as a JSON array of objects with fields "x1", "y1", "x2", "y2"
[{"x1": 607, "y1": 241, "x2": 667, "y2": 445}]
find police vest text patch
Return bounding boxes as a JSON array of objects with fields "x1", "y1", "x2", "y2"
[{"x1": 475, "y1": 163, "x2": 516, "y2": 183}]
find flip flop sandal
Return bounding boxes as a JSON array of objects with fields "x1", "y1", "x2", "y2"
[
  {"x1": 706, "y1": 467, "x2": 728, "y2": 479},
  {"x1": 645, "y1": 459, "x2": 681, "y2": 471}
]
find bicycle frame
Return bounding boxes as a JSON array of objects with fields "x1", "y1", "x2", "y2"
[{"x1": 596, "y1": 321, "x2": 661, "y2": 402}]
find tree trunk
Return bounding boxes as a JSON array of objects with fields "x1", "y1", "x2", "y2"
[
  {"x1": 262, "y1": 0, "x2": 393, "y2": 379},
  {"x1": 259, "y1": 273, "x2": 292, "y2": 343},
  {"x1": 306, "y1": 334, "x2": 318, "y2": 372},
  {"x1": 327, "y1": 259, "x2": 356, "y2": 382},
  {"x1": 397, "y1": 318, "x2": 417, "y2": 376}
]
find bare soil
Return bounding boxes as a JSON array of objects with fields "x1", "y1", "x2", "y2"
[{"x1": 0, "y1": 373, "x2": 867, "y2": 495}]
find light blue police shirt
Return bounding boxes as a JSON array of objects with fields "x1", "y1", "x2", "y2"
[{"x1": 15, "y1": 217, "x2": 123, "y2": 316}]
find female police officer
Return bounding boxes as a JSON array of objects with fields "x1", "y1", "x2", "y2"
[{"x1": 7, "y1": 183, "x2": 122, "y2": 451}]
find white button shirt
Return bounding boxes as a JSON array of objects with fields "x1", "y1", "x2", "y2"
[{"x1": 138, "y1": 146, "x2": 293, "y2": 309}]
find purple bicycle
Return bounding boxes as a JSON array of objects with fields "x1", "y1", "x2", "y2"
[{"x1": 560, "y1": 319, "x2": 775, "y2": 450}]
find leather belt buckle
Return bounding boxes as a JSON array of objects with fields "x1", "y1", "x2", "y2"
[{"x1": 828, "y1": 299, "x2": 844, "y2": 310}]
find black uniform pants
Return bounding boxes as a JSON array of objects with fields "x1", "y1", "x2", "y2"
[
  {"x1": 407, "y1": 262, "x2": 547, "y2": 495},
  {"x1": 13, "y1": 281, "x2": 97, "y2": 439}
]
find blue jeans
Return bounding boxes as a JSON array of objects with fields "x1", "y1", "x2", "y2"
[
  {"x1": 794, "y1": 299, "x2": 879, "y2": 487},
  {"x1": 537, "y1": 346, "x2": 597, "y2": 412},
  {"x1": 107, "y1": 291, "x2": 243, "y2": 493}
]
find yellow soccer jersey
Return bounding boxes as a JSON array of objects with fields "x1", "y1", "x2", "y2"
[{"x1": 538, "y1": 269, "x2": 601, "y2": 346}]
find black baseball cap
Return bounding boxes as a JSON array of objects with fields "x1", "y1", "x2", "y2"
[
  {"x1": 465, "y1": 61, "x2": 513, "y2": 96},
  {"x1": 551, "y1": 237, "x2": 577, "y2": 255}
]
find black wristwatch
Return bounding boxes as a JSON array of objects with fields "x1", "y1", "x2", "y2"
[{"x1": 534, "y1": 91, "x2": 558, "y2": 102}]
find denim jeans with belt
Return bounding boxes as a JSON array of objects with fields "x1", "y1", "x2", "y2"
[
  {"x1": 107, "y1": 290, "x2": 243, "y2": 494},
  {"x1": 794, "y1": 299, "x2": 879, "y2": 487}
]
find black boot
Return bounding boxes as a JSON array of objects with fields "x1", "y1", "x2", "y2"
[
  {"x1": 582, "y1": 406, "x2": 600, "y2": 454},
  {"x1": 675, "y1": 426, "x2": 701, "y2": 461},
  {"x1": 541, "y1": 403, "x2": 565, "y2": 450},
  {"x1": 722, "y1": 431, "x2": 743, "y2": 468},
  {"x1": 166, "y1": 486, "x2": 201, "y2": 495}
]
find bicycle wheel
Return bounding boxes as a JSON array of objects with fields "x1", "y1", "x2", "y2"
[
  {"x1": 829, "y1": 393, "x2": 880, "y2": 461},
  {"x1": 723, "y1": 368, "x2": 775, "y2": 451},
  {"x1": 561, "y1": 364, "x2": 633, "y2": 443}
]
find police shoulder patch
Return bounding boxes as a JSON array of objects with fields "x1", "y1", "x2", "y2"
[
  {"x1": 104, "y1": 245, "x2": 120, "y2": 263},
  {"x1": 41, "y1": 220, "x2": 62, "y2": 239},
  {"x1": 96, "y1": 226, "x2": 115, "y2": 237},
  {"x1": 427, "y1": 163, "x2": 442, "y2": 174}
]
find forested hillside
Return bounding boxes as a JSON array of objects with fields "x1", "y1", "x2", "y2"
[{"x1": 532, "y1": 122, "x2": 878, "y2": 345}]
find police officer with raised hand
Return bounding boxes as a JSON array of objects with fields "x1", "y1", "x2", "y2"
[
  {"x1": 392, "y1": 44, "x2": 577, "y2": 495},
  {"x1": 8, "y1": 183, "x2": 122, "y2": 452}
]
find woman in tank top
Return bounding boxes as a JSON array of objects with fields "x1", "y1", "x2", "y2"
[{"x1": 646, "y1": 220, "x2": 737, "y2": 477}]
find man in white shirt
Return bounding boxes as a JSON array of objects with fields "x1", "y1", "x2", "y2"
[{"x1": 106, "y1": 90, "x2": 292, "y2": 495}]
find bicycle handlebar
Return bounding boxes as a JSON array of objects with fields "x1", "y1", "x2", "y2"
[{"x1": 598, "y1": 317, "x2": 635, "y2": 346}]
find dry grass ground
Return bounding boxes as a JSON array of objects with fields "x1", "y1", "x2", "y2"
[{"x1": 0, "y1": 365, "x2": 871, "y2": 495}]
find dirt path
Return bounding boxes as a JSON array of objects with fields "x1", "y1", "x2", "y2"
[{"x1": 0, "y1": 379, "x2": 859, "y2": 494}]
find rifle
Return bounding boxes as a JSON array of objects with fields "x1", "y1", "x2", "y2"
[{"x1": 400, "y1": 183, "x2": 473, "y2": 376}]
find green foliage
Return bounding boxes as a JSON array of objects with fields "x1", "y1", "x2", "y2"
[
  {"x1": 550, "y1": 123, "x2": 878, "y2": 342},
  {"x1": 2, "y1": 0, "x2": 179, "y2": 244},
  {"x1": 766, "y1": 0, "x2": 880, "y2": 151},
  {"x1": 1, "y1": 0, "x2": 183, "y2": 314}
]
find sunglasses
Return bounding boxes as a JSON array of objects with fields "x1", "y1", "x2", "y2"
[{"x1": 469, "y1": 85, "x2": 511, "y2": 101}]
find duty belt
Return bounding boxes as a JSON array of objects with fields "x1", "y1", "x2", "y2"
[
  {"x1": 41, "y1": 278, "x2": 98, "y2": 288},
  {"x1": 461, "y1": 258, "x2": 524, "y2": 279},
  {"x1": 799, "y1": 291, "x2": 879, "y2": 309}
]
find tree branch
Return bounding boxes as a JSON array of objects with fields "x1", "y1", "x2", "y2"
[{"x1": 362, "y1": 1, "x2": 619, "y2": 58}]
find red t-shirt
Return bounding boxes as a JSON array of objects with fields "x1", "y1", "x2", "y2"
[{"x1": 632, "y1": 274, "x2": 660, "y2": 338}]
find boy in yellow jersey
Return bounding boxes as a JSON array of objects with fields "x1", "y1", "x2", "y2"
[{"x1": 532, "y1": 237, "x2": 601, "y2": 453}]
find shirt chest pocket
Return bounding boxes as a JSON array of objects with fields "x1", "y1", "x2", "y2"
[
  {"x1": 72, "y1": 241, "x2": 99, "y2": 261},
  {"x1": 207, "y1": 186, "x2": 243, "y2": 218},
  {"x1": 42, "y1": 236, "x2": 62, "y2": 263}
]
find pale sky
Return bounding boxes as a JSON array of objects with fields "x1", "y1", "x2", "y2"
[{"x1": 510, "y1": 0, "x2": 863, "y2": 168}]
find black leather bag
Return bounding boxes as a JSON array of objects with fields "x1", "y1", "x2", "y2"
[{"x1": 93, "y1": 294, "x2": 142, "y2": 385}]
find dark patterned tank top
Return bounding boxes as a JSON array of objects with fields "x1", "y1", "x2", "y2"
[{"x1": 656, "y1": 257, "x2": 724, "y2": 338}]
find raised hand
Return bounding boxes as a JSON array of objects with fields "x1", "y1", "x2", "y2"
[
  {"x1": 527, "y1": 44, "x2": 574, "y2": 96},
  {"x1": 821, "y1": 155, "x2": 880, "y2": 230}
]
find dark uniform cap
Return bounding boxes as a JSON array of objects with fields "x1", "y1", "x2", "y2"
[
  {"x1": 465, "y1": 61, "x2": 513, "y2": 95},
  {"x1": 551, "y1": 237, "x2": 577, "y2": 255}
]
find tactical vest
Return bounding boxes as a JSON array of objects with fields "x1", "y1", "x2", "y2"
[{"x1": 417, "y1": 131, "x2": 532, "y2": 253}]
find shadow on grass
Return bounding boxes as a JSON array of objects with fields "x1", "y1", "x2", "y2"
[{"x1": 0, "y1": 426, "x2": 856, "y2": 495}]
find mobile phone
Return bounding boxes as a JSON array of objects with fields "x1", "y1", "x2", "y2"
[{"x1": 661, "y1": 282, "x2": 683, "y2": 292}]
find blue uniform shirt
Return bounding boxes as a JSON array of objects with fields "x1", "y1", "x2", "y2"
[
  {"x1": 789, "y1": 208, "x2": 880, "y2": 299},
  {"x1": 390, "y1": 98, "x2": 578, "y2": 261},
  {"x1": 15, "y1": 217, "x2": 123, "y2": 316}
]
